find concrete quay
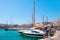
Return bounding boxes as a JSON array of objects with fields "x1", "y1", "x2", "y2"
[{"x1": 40, "y1": 30, "x2": 60, "y2": 40}]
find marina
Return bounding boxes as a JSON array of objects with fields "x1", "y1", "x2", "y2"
[
  {"x1": 0, "y1": 0, "x2": 60, "y2": 40},
  {"x1": 0, "y1": 29, "x2": 60, "y2": 40}
]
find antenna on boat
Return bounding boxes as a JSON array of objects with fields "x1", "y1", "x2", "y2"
[{"x1": 32, "y1": 0, "x2": 36, "y2": 27}]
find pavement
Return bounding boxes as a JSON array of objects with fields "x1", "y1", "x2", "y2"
[{"x1": 40, "y1": 30, "x2": 60, "y2": 40}]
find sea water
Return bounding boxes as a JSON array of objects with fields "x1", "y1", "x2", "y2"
[{"x1": 0, "y1": 29, "x2": 41, "y2": 40}]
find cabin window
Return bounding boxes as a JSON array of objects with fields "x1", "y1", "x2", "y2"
[{"x1": 32, "y1": 31, "x2": 39, "y2": 33}]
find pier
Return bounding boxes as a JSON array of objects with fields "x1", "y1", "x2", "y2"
[{"x1": 40, "y1": 30, "x2": 60, "y2": 40}]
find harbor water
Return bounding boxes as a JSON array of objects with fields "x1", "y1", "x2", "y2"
[{"x1": 0, "y1": 29, "x2": 41, "y2": 40}]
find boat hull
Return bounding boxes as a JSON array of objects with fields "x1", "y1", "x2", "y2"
[
  {"x1": 5, "y1": 29, "x2": 17, "y2": 31},
  {"x1": 20, "y1": 32, "x2": 45, "y2": 38}
]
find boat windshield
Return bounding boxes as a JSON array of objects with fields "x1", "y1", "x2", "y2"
[{"x1": 32, "y1": 31, "x2": 39, "y2": 33}]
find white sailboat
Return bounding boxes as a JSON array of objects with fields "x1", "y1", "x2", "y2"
[{"x1": 19, "y1": 0, "x2": 46, "y2": 38}]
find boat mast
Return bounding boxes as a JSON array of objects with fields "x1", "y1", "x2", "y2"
[
  {"x1": 32, "y1": 0, "x2": 36, "y2": 27},
  {"x1": 46, "y1": 17, "x2": 48, "y2": 24},
  {"x1": 10, "y1": 17, "x2": 13, "y2": 25},
  {"x1": 42, "y1": 16, "x2": 44, "y2": 27}
]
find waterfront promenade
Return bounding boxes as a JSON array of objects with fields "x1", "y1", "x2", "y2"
[{"x1": 40, "y1": 30, "x2": 60, "y2": 40}]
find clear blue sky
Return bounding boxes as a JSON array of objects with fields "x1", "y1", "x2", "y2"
[{"x1": 0, "y1": 0, "x2": 60, "y2": 24}]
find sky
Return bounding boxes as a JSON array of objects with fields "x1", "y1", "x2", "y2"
[{"x1": 0, "y1": 0, "x2": 60, "y2": 25}]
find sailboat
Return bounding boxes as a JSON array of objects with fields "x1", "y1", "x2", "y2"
[
  {"x1": 5, "y1": 18, "x2": 18, "y2": 31},
  {"x1": 19, "y1": 0, "x2": 46, "y2": 38}
]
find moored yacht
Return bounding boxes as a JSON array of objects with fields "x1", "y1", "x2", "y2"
[
  {"x1": 19, "y1": 27, "x2": 46, "y2": 38},
  {"x1": 19, "y1": 0, "x2": 46, "y2": 38},
  {"x1": 5, "y1": 27, "x2": 19, "y2": 31}
]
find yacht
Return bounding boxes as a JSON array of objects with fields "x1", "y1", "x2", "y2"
[
  {"x1": 19, "y1": 28, "x2": 46, "y2": 38},
  {"x1": 19, "y1": 0, "x2": 46, "y2": 38}
]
